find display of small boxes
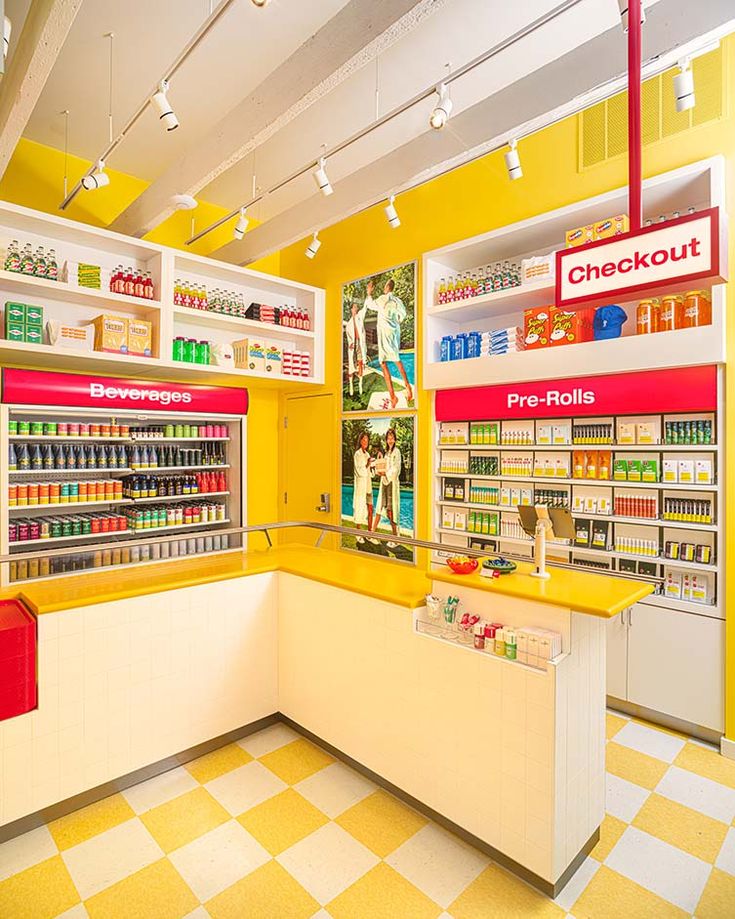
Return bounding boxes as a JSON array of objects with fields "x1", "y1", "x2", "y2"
[
  {"x1": 4, "y1": 301, "x2": 44, "y2": 344},
  {"x1": 90, "y1": 314, "x2": 128, "y2": 354}
]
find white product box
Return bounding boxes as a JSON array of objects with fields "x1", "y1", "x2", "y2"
[
  {"x1": 552, "y1": 423, "x2": 571, "y2": 445},
  {"x1": 572, "y1": 495, "x2": 584, "y2": 513},
  {"x1": 500, "y1": 487, "x2": 511, "y2": 506},
  {"x1": 442, "y1": 508, "x2": 454, "y2": 529},
  {"x1": 537, "y1": 424, "x2": 552, "y2": 445},
  {"x1": 46, "y1": 320, "x2": 93, "y2": 351},
  {"x1": 662, "y1": 460, "x2": 678, "y2": 483},
  {"x1": 695, "y1": 459, "x2": 713, "y2": 484},
  {"x1": 691, "y1": 576, "x2": 708, "y2": 603},
  {"x1": 520, "y1": 487, "x2": 533, "y2": 506},
  {"x1": 533, "y1": 458, "x2": 546, "y2": 477},
  {"x1": 678, "y1": 460, "x2": 695, "y2": 484},
  {"x1": 510, "y1": 487, "x2": 521, "y2": 507},
  {"x1": 637, "y1": 421, "x2": 656, "y2": 444},
  {"x1": 664, "y1": 573, "x2": 682, "y2": 598},
  {"x1": 454, "y1": 510, "x2": 468, "y2": 530},
  {"x1": 618, "y1": 422, "x2": 636, "y2": 444},
  {"x1": 583, "y1": 495, "x2": 598, "y2": 514},
  {"x1": 597, "y1": 496, "x2": 611, "y2": 515},
  {"x1": 521, "y1": 253, "x2": 555, "y2": 284}
]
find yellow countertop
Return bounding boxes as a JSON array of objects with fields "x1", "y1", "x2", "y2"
[{"x1": 430, "y1": 561, "x2": 653, "y2": 618}]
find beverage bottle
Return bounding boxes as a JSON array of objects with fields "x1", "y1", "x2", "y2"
[
  {"x1": 34, "y1": 247, "x2": 47, "y2": 277},
  {"x1": 97, "y1": 444, "x2": 107, "y2": 468},
  {"x1": 134, "y1": 269, "x2": 145, "y2": 299},
  {"x1": 76, "y1": 444, "x2": 86, "y2": 469},
  {"x1": 20, "y1": 243, "x2": 35, "y2": 274},
  {"x1": 66, "y1": 444, "x2": 76, "y2": 469},
  {"x1": 682, "y1": 290, "x2": 711, "y2": 328},
  {"x1": 174, "y1": 278, "x2": 182, "y2": 306},
  {"x1": 53, "y1": 443, "x2": 65, "y2": 469},
  {"x1": 4, "y1": 239, "x2": 20, "y2": 272},
  {"x1": 217, "y1": 471, "x2": 227, "y2": 492},
  {"x1": 124, "y1": 267, "x2": 135, "y2": 296},
  {"x1": 117, "y1": 445, "x2": 127, "y2": 468},
  {"x1": 8, "y1": 443, "x2": 17, "y2": 470},
  {"x1": 636, "y1": 299, "x2": 660, "y2": 335},
  {"x1": 42, "y1": 444, "x2": 54, "y2": 470},
  {"x1": 18, "y1": 443, "x2": 31, "y2": 470},
  {"x1": 106, "y1": 445, "x2": 116, "y2": 468},
  {"x1": 493, "y1": 263, "x2": 502, "y2": 291},
  {"x1": 501, "y1": 261, "x2": 512, "y2": 289},
  {"x1": 86, "y1": 444, "x2": 97, "y2": 469}
]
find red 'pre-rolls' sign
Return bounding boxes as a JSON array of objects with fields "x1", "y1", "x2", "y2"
[
  {"x1": 556, "y1": 208, "x2": 726, "y2": 308},
  {"x1": 435, "y1": 366, "x2": 717, "y2": 422},
  {"x1": 1, "y1": 368, "x2": 248, "y2": 415}
]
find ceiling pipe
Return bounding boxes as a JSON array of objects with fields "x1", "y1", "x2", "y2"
[{"x1": 627, "y1": 0, "x2": 643, "y2": 231}]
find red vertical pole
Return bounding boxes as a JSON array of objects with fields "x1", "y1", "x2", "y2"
[{"x1": 628, "y1": 0, "x2": 643, "y2": 231}]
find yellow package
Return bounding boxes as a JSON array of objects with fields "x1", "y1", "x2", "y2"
[
  {"x1": 565, "y1": 224, "x2": 595, "y2": 248},
  {"x1": 128, "y1": 319, "x2": 152, "y2": 357},
  {"x1": 232, "y1": 338, "x2": 249, "y2": 369},
  {"x1": 594, "y1": 214, "x2": 629, "y2": 239},
  {"x1": 91, "y1": 314, "x2": 128, "y2": 353}
]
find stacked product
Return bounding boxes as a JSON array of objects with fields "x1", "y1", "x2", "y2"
[
  {"x1": 9, "y1": 513, "x2": 129, "y2": 542},
  {"x1": 124, "y1": 500, "x2": 226, "y2": 531},
  {"x1": 565, "y1": 213, "x2": 629, "y2": 247},
  {"x1": 4, "y1": 302, "x2": 43, "y2": 345},
  {"x1": 439, "y1": 326, "x2": 525, "y2": 362},
  {"x1": 8, "y1": 479, "x2": 124, "y2": 507},
  {"x1": 172, "y1": 337, "x2": 212, "y2": 365},
  {"x1": 481, "y1": 327, "x2": 525, "y2": 356},
  {"x1": 109, "y1": 266, "x2": 155, "y2": 300},
  {"x1": 91, "y1": 314, "x2": 152, "y2": 357},
  {"x1": 636, "y1": 290, "x2": 711, "y2": 333},
  {"x1": 524, "y1": 306, "x2": 595, "y2": 349},
  {"x1": 122, "y1": 471, "x2": 226, "y2": 498},
  {"x1": 4, "y1": 241, "x2": 59, "y2": 280},
  {"x1": 77, "y1": 263, "x2": 102, "y2": 289},
  {"x1": 436, "y1": 261, "x2": 521, "y2": 304}
]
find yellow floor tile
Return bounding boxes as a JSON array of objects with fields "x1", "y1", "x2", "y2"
[
  {"x1": 184, "y1": 743, "x2": 253, "y2": 784},
  {"x1": 48, "y1": 793, "x2": 136, "y2": 850},
  {"x1": 590, "y1": 814, "x2": 628, "y2": 862},
  {"x1": 694, "y1": 867, "x2": 735, "y2": 918},
  {"x1": 572, "y1": 865, "x2": 689, "y2": 919},
  {"x1": 0, "y1": 855, "x2": 80, "y2": 919},
  {"x1": 632, "y1": 792, "x2": 729, "y2": 862},
  {"x1": 336, "y1": 790, "x2": 427, "y2": 857},
  {"x1": 140, "y1": 786, "x2": 229, "y2": 853},
  {"x1": 449, "y1": 864, "x2": 564, "y2": 919},
  {"x1": 85, "y1": 858, "x2": 197, "y2": 919},
  {"x1": 606, "y1": 712, "x2": 628, "y2": 740},
  {"x1": 675, "y1": 743, "x2": 735, "y2": 790},
  {"x1": 328, "y1": 862, "x2": 441, "y2": 919},
  {"x1": 237, "y1": 788, "x2": 328, "y2": 855},
  {"x1": 258, "y1": 738, "x2": 334, "y2": 785},
  {"x1": 206, "y1": 859, "x2": 319, "y2": 919},
  {"x1": 605, "y1": 741, "x2": 669, "y2": 790}
]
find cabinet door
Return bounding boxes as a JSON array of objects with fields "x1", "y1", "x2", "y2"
[
  {"x1": 606, "y1": 612, "x2": 628, "y2": 701},
  {"x1": 628, "y1": 602, "x2": 724, "y2": 732}
]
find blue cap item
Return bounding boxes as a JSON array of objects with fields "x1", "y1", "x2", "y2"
[{"x1": 594, "y1": 304, "x2": 628, "y2": 340}]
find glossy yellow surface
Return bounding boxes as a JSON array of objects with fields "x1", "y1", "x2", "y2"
[{"x1": 430, "y1": 561, "x2": 653, "y2": 618}]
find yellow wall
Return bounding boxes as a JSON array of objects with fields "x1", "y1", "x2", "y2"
[
  {"x1": 277, "y1": 36, "x2": 735, "y2": 740},
  {"x1": 0, "y1": 138, "x2": 281, "y2": 529}
]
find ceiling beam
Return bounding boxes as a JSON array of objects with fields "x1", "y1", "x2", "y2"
[
  {"x1": 213, "y1": 0, "x2": 734, "y2": 265},
  {"x1": 0, "y1": 0, "x2": 82, "y2": 179},
  {"x1": 110, "y1": 0, "x2": 444, "y2": 239}
]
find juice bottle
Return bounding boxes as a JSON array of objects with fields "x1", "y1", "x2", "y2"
[
  {"x1": 659, "y1": 294, "x2": 684, "y2": 331},
  {"x1": 34, "y1": 247, "x2": 47, "y2": 278},
  {"x1": 438, "y1": 277, "x2": 447, "y2": 304},
  {"x1": 636, "y1": 298, "x2": 660, "y2": 334},
  {"x1": 46, "y1": 249, "x2": 58, "y2": 281},
  {"x1": 682, "y1": 290, "x2": 711, "y2": 328},
  {"x1": 20, "y1": 243, "x2": 35, "y2": 274},
  {"x1": 4, "y1": 239, "x2": 20, "y2": 272}
]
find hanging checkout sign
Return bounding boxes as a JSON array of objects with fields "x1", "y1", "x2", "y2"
[
  {"x1": 555, "y1": 207, "x2": 727, "y2": 309},
  {"x1": 435, "y1": 365, "x2": 717, "y2": 422},
  {"x1": 1, "y1": 368, "x2": 249, "y2": 415}
]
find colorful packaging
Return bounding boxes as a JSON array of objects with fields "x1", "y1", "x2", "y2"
[
  {"x1": 5, "y1": 320, "x2": 24, "y2": 342},
  {"x1": 264, "y1": 341, "x2": 283, "y2": 375},
  {"x1": 24, "y1": 327, "x2": 43, "y2": 345},
  {"x1": 641, "y1": 459, "x2": 659, "y2": 482},
  {"x1": 247, "y1": 340, "x2": 266, "y2": 372},
  {"x1": 46, "y1": 321, "x2": 93, "y2": 351},
  {"x1": 593, "y1": 214, "x2": 629, "y2": 239},
  {"x1": 90, "y1": 314, "x2": 128, "y2": 353},
  {"x1": 4, "y1": 302, "x2": 26, "y2": 324},
  {"x1": 565, "y1": 225, "x2": 595, "y2": 248},
  {"x1": 613, "y1": 459, "x2": 628, "y2": 481},
  {"x1": 24, "y1": 305, "x2": 44, "y2": 326},
  {"x1": 127, "y1": 319, "x2": 152, "y2": 357},
  {"x1": 232, "y1": 338, "x2": 249, "y2": 369},
  {"x1": 626, "y1": 460, "x2": 642, "y2": 482},
  {"x1": 523, "y1": 306, "x2": 552, "y2": 349},
  {"x1": 548, "y1": 306, "x2": 594, "y2": 346}
]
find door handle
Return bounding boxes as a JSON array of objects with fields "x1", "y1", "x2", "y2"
[{"x1": 315, "y1": 492, "x2": 331, "y2": 513}]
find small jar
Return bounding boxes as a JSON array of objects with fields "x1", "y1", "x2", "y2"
[{"x1": 473, "y1": 624, "x2": 486, "y2": 650}]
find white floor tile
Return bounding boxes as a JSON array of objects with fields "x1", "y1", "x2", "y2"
[
  {"x1": 205, "y1": 760, "x2": 287, "y2": 816},
  {"x1": 169, "y1": 820, "x2": 270, "y2": 902},
  {"x1": 605, "y1": 773, "x2": 649, "y2": 823},
  {"x1": 61, "y1": 818, "x2": 163, "y2": 900},
  {"x1": 310, "y1": 911, "x2": 332, "y2": 918},
  {"x1": 57, "y1": 906, "x2": 90, "y2": 919},
  {"x1": 553, "y1": 857, "x2": 600, "y2": 912},
  {"x1": 277, "y1": 822, "x2": 378, "y2": 905},
  {"x1": 385, "y1": 823, "x2": 489, "y2": 909},
  {"x1": 238, "y1": 723, "x2": 300, "y2": 758},
  {"x1": 182, "y1": 909, "x2": 211, "y2": 919},
  {"x1": 605, "y1": 826, "x2": 711, "y2": 913},
  {"x1": 121, "y1": 766, "x2": 199, "y2": 814},
  {"x1": 656, "y1": 765, "x2": 735, "y2": 824},
  {"x1": 0, "y1": 825, "x2": 57, "y2": 881},
  {"x1": 294, "y1": 762, "x2": 376, "y2": 818},
  {"x1": 612, "y1": 722, "x2": 685, "y2": 764},
  {"x1": 714, "y1": 826, "x2": 735, "y2": 876}
]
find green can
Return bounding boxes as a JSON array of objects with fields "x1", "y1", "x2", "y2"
[
  {"x1": 71, "y1": 518, "x2": 82, "y2": 536},
  {"x1": 174, "y1": 424, "x2": 184, "y2": 438},
  {"x1": 18, "y1": 420, "x2": 30, "y2": 435},
  {"x1": 43, "y1": 422, "x2": 58, "y2": 436},
  {"x1": 190, "y1": 425, "x2": 198, "y2": 438},
  {"x1": 183, "y1": 338, "x2": 196, "y2": 363},
  {"x1": 30, "y1": 421, "x2": 43, "y2": 435},
  {"x1": 62, "y1": 519, "x2": 73, "y2": 536},
  {"x1": 172, "y1": 337, "x2": 185, "y2": 361},
  {"x1": 50, "y1": 519, "x2": 63, "y2": 538},
  {"x1": 81, "y1": 517, "x2": 92, "y2": 535},
  {"x1": 8, "y1": 420, "x2": 18, "y2": 434},
  {"x1": 164, "y1": 424, "x2": 174, "y2": 438},
  {"x1": 183, "y1": 424, "x2": 192, "y2": 438},
  {"x1": 157, "y1": 509, "x2": 166, "y2": 527}
]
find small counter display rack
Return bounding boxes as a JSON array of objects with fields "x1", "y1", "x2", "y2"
[{"x1": 434, "y1": 410, "x2": 722, "y2": 618}]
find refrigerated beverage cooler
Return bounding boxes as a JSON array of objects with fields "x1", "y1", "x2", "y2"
[{"x1": 1, "y1": 369, "x2": 248, "y2": 583}]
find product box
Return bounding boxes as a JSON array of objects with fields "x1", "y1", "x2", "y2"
[
  {"x1": 232, "y1": 338, "x2": 249, "y2": 369},
  {"x1": 565, "y1": 224, "x2": 595, "y2": 248},
  {"x1": 46, "y1": 321, "x2": 93, "y2": 351},
  {"x1": 5, "y1": 321, "x2": 24, "y2": 343},
  {"x1": 441, "y1": 508, "x2": 454, "y2": 529},
  {"x1": 521, "y1": 253, "x2": 555, "y2": 284},
  {"x1": 510, "y1": 487, "x2": 521, "y2": 507},
  {"x1": 573, "y1": 451, "x2": 586, "y2": 479},
  {"x1": 24, "y1": 305, "x2": 43, "y2": 327},
  {"x1": 638, "y1": 561, "x2": 658, "y2": 578},
  {"x1": 662, "y1": 459, "x2": 678, "y2": 483},
  {"x1": 598, "y1": 496, "x2": 611, "y2": 515},
  {"x1": 23, "y1": 327, "x2": 42, "y2": 345},
  {"x1": 91, "y1": 314, "x2": 128, "y2": 354},
  {"x1": 593, "y1": 214, "x2": 629, "y2": 239},
  {"x1": 678, "y1": 459, "x2": 695, "y2": 484},
  {"x1": 127, "y1": 319, "x2": 152, "y2": 357},
  {"x1": 695, "y1": 459, "x2": 713, "y2": 484},
  {"x1": 641, "y1": 459, "x2": 659, "y2": 483},
  {"x1": 554, "y1": 458, "x2": 569, "y2": 477},
  {"x1": 520, "y1": 487, "x2": 533, "y2": 506},
  {"x1": 500, "y1": 487, "x2": 511, "y2": 507},
  {"x1": 572, "y1": 494, "x2": 585, "y2": 514},
  {"x1": 583, "y1": 495, "x2": 598, "y2": 514},
  {"x1": 210, "y1": 342, "x2": 234, "y2": 367},
  {"x1": 618, "y1": 558, "x2": 638, "y2": 574},
  {"x1": 523, "y1": 306, "x2": 551, "y2": 349},
  {"x1": 534, "y1": 457, "x2": 546, "y2": 477},
  {"x1": 636, "y1": 421, "x2": 655, "y2": 445},
  {"x1": 627, "y1": 460, "x2": 642, "y2": 482},
  {"x1": 537, "y1": 423, "x2": 552, "y2": 445},
  {"x1": 4, "y1": 302, "x2": 26, "y2": 325},
  {"x1": 454, "y1": 510, "x2": 467, "y2": 531},
  {"x1": 548, "y1": 306, "x2": 594, "y2": 346},
  {"x1": 553, "y1": 423, "x2": 571, "y2": 445},
  {"x1": 613, "y1": 459, "x2": 628, "y2": 481},
  {"x1": 591, "y1": 520, "x2": 610, "y2": 549},
  {"x1": 575, "y1": 518, "x2": 591, "y2": 547},
  {"x1": 691, "y1": 576, "x2": 708, "y2": 604},
  {"x1": 264, "y1": 341, "x2": 283, "y2": 375},
  {"x1": 618, "y1": 422, "x2": 636, "y2": 444},
  {"x1": 598, "y1": 450, "x2": 611, "y2": 480}
]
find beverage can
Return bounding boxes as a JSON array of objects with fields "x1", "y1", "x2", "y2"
[
  {"x1": 91, "y1": 423, "x2": 101, "y2": 437},
  {"x1": 44, "y1": 422, "x2": 57, "y2": 436},
  {"x1": 8, "y1": 483, "x2": 17, "y2": 506},
  {"x1": 28, "y1": 483, "x2": 39, "y2": 505},
  {"x1": 30, "y1": 421, "x2": 43, "y2": 435},
  {"x1": 68, "y1": 423, "x2": 80, "y2": 437},
  {"x1": 8, "y1": 420, "x2": 18, "y2": 434},
  {"x1": 79, "y1": 423, "x2": 90, "y2": 437},
  {"x1": 19, "y1": 420, "x2": 30, "y2": 435}
]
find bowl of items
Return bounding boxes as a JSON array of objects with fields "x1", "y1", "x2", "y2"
[
  {"x1": 446, "y1": 555, "x2": 479, "y2": 575},
  {"x1": 482, "y1": 557, "x2": 517, "y2": 575}
]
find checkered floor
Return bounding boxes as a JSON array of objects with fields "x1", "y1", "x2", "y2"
[{"x1": 1, "y1": 714, "x2": 734, "y2": 918}]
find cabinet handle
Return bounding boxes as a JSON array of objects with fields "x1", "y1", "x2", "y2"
[{"x1": 629, "y1": 606, "x2": 634, "y2": 627}]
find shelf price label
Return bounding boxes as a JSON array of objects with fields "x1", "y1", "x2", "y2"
[{"x1": 555, "y1": 208, "x2": 727, "y2": 309}]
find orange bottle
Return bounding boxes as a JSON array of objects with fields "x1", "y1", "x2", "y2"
[
  {"x1": 636, "y1": 298, "x2": 660, "y2": 334},
  {"x1": 682, "y1": 290, "x2": 712, "y2": 328},
  {"x1": 659, "y1": 294, "x2": 684, "y2": 332}
]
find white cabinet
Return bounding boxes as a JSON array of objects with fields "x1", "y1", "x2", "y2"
[{"x1": 606, "y1": 602, "x2": 724, "y2": 732}]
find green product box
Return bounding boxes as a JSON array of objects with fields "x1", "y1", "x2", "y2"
[
  {"x1": 24, "y1": 305, "x2": 44, "y2": 326},
  {"x1": 489, "y1": 512, "x2": 499, "y2": 536},
  {"x1": 641, "y1": 459, "x2": 659, "y2": 483},
  {"x1": 613, "y1": 459, "x2": 628, "y2": 481},
  {"x1": 626, "y1": 459, "x2": 642, "y2": 482},
  {"x1": 5, "y1": 321, "x2": 24, "y2": 342},
  {"x1": 23, "y1": 326, "x2": 43, "y2": 345},
  {"x1": 4, "y1": 302, "x2": 25, "y2": 325}
]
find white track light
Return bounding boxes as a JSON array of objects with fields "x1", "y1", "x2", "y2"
[
  {"x1": 384, "y1": 195, "x2": 401, "y2": 229},
  {"x1": 151, "y1": 80, "x2": 179, "y2": 132},
  {"x1": 504, "y1": 140, "x2": 522, "y2": 180},
  {"x1": 305, "y1": 232, "x2": 321, "y2": 259},
  {"x1": 674, "y1": 59, "x2": 695, "y2": 112},
  {"x1": 617, "y1": 0, "x2": 646, "y2": 32},
  {"x1": 234, "y1": 207, "x2": 249, "y2": 239},
  {"x1": 251, "y1": 0, "x2": 271, "y2": 6},
  {"x1": 313, "y1": 157, "x2": 333, "y2": 196},
  {"x1": 429, "y1": 82, "x2": 453, "y2": 130},
  {"x1": 81, "y1": 160, "x2": 110, "y2": 190}
]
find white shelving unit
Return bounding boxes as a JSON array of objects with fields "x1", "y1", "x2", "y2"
[{"x1": 0, "y1": 200, "x2": 325, "y2": 386}]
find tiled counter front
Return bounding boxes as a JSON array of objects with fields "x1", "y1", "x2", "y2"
[
  {"x1": 278, "y1": 573, "x2": 605, "y2": 886},
  {"x1": 0, "y1": 574, "x2": 278, "y2": 828}
]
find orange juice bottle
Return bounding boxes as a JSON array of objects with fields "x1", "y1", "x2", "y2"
[
  {"x1": 636, "y1": 298, "x2": 660, "y2": 334},
  {"x1": 682, "y1": 290, "x2": 712, "y2": 328},
  {"x1": 659, "y1": 294, "x2": 684, "y2": 331}
]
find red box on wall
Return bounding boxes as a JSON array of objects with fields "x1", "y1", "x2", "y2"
[
  {"x1": 0, "y1": 599, "x2": 37, "y2": 721},
  {"x1": 548, "y1": 306, "x2": 595, "y2": 346}
]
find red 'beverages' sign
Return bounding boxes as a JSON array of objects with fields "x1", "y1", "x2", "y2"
[
  {"x1": 1, "y1": 369, "x2": 249, "y2": 415},
  {"x1": 435, "y1": 366, "x2": 717, "y2": 422}
]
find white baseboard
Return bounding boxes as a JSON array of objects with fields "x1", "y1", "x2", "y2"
[{"x1": 721, "y1": 736, "x2": 735, "y2": 761}]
